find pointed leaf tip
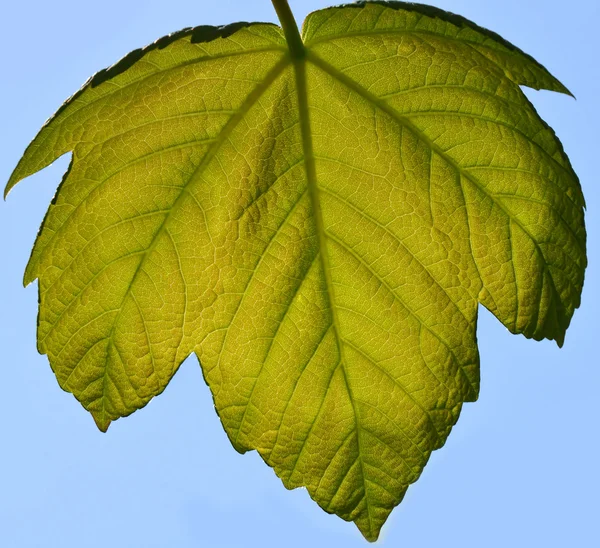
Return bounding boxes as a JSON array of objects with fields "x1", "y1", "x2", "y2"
[{"x1": 93, "y1": 415, "x2": 111, "y2": 433}]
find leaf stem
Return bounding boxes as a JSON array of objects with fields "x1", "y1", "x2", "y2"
[{"x1": 271, "y1": 0, "x2": 305, "y2": 59}]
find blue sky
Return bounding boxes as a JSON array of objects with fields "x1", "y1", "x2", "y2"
[{"x1": 1, "y1": 0, "x2": 598, "y2": 546}]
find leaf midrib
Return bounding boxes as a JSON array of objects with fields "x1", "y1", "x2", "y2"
[{"x1": 293, "y1": 52, "x2": 376, "y2": 537}]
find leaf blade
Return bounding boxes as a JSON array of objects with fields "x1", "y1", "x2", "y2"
[{"x1": 6, "y1": 1, "x2": 586, "y2": 541}]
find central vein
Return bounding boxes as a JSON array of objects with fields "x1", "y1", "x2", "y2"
[
  {"x1": 272, "y1": 0, "x2": 374, "y2": 530},
  {"x1": 292, "y1": 30, "x2": 374, "y2": 536}
]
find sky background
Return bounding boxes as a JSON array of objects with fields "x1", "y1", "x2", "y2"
[{"x1": 1, "y1": 0, "x2": 598, "y2": 546}]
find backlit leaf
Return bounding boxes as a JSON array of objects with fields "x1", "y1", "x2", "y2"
[{"x1": 6, "y1": 1, "x2": 586, "y2": 541}]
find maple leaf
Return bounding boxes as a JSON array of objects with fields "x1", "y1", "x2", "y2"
[{"x1": 6, "y1": 1, "x2": 586, "y2": 540}]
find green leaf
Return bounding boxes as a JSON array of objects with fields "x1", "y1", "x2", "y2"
[{"x1": 6, "y1": 0, "x2": 586, "y2": 541}]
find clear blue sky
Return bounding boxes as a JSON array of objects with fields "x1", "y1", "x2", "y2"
[{"x1": 1, "y1": 1, "x2": 598, "y2": 546}]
